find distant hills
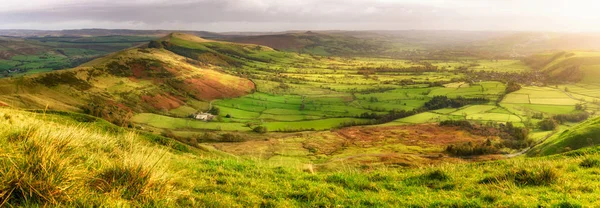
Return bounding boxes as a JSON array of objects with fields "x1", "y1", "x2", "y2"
[
  {"x1": 0, "y1": 29, "x2": 223, "y2": 38},
  {"x1": 3, "y1": 29, "x2": 600, "y2": 59}
]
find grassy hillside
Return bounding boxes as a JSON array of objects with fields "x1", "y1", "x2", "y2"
[
  {"x1": 0, "y1": 34, "x2": 255, "y2": 125},
  {"x1": 1, "y1": 106, "x2": 599, "y2": 207},
  {"x1": 524, "y1": 51, "x2": 600, "y2": 83},
  {"x1": 529, "y1": 116, "x2": 600, "y2": 156},
  {"x1": 222, "y1": 31, "x2": 413, "y2": 57}
]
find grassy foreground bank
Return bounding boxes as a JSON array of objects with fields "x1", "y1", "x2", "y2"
[{"x1": 0, "y1": 107, "x2": 597, "y2": 207}]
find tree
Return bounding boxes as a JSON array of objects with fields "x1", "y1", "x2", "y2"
[
  {"x1": 253, "y1": 126, "x2": 268, "y2": 134},
  {"x1": 505, "y1": 82, "x2": 521, "y2": 94},
  {"x1": 148, "y1": 40, "x2": 163, "y2": 49},
  {"x1": 208, "y1": 106, "x2": 220, "y2": 115},
  {"x1": 575, "y1": 103, "x2": 586, "y2": 111},
  {"x1": 538, "y1": 118, "x2": 558, "y2": 131}
]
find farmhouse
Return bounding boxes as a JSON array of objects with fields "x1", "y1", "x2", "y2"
[{"x1": 192, "y1": 112, "x2": 215, "y2": 121}]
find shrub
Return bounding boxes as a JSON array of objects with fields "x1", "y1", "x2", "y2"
[
  {"x1": 538, "y1": 118, "x2": 559, "y2": 131},
  {"x1": 208, "y1": 107, "x2": 220, "y2": 115},
  {"x1": 148, "y1": 40, "x2": 164, "y2": 49},
  {"x1": 532, "y1": 113, "x2": 544, "y2": 119},
  {"x1": 440, "y1": 120, "x2": 473, "y2": 129},
  {"x1": 505, "y1": 81, "x2": 521, "y2": 93},
  {"x1": 252, "y1": 126, "x2": 268, "y2": 134},
  {"x1": 422, "y1": 96, "x2": 489, "y2": 110},
  {"x1": 220, "y1": 133, "x2": 245, "y2": 142},
  {"x1": 553, "y1": 112, "x2": 590, "y2": 124},
  {"x1": 446, "y1": 140, "x2": 499, "y2": 156}
]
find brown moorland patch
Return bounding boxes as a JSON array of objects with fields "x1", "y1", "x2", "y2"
[{"x1": 141, "y1": 93, "x2": 185, "y2": 111}]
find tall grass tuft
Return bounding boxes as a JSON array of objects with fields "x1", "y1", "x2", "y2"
[
  {"x1": 579, "y1": 158, "x2": 600, "y2": 168},
  {"x1": 0, "y1": 109, "x2": 174, "y2": 206},
  {"x1": 0, "y1": 122, "x2": 76, "y2": 206},
  {"x1": 481, "y1": 166, "x2": 559, "y2": 186}
]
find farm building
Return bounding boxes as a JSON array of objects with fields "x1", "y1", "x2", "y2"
[{"x1": 192, "y1": 112, "x2": 215, "y2": 121}]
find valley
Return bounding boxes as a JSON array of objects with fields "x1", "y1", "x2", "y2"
[{"x1": 1, "y1": 29, "x2": 600, "y2": 207}]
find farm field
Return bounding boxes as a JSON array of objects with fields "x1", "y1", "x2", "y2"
[
  {"x1": 0, "y1": 35, "x2": 155, "y2": 76},
  {"x1": 500, "y1": 86, "x2": 599, "y2": 117},
  {"x1": 121, "y1": 33, "x2": 537, "y2": 133}
]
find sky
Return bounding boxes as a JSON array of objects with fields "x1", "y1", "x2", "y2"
[{"x1": 0, "y1": 0, "x2": 599, "y2": 32}]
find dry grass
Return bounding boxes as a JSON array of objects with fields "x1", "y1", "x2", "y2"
[{"x1": 0, "y1": 108, "x2": 173, "y2": 206}]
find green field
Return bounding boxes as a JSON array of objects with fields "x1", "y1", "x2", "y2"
[{"x1": 0, "y1": 36, "x2": 155, "y2": 76}]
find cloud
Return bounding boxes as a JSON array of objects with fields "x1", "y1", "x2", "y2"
[{"x1": 0, "y1": 0, "x2": 598, "y2": 32}]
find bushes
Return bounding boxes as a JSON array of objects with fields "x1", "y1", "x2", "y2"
[
  {"x1": 499, "y1": 122, "x2": 532, "y2": 149},
  {"x1": 252, "y1": 126, "x2": 268, "y2": 134},
  {"x1": 553, "y1": 112, "x2": 589, "y2": 124},
  {"x1": 505, "y1": 81, "x2": 521, "y2": 93},
  {"x1": 148, "y1": 40, "x2": 164, "y2": 49},
  {"x1": 446, "y1": 140, "x2": 499, "y2": 156},
  {"x1": 220, "y1": 133, "x2": 246, "y2": 142},
  {"x1": 440, "y1": 120, "x2": 473, "y2": 129},
  {"x1": 208, "y1": 106, "x2": 220, "y2": 115},
  {"x1": 440, "y1": 120, "x2": 533, "y2": 151},
  {"x1": 35, "y1": 71, "x2": 92, "y2": 90},
  {"x1": 422, "y1": 96, "x2": 489, "y2": 110},
  {"x1": 538, "y1": 118, "x2": 559, "y2": 131}
]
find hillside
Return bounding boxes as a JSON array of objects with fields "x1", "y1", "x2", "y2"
[
  {"x1": 1, "y1": 107, "x2": 599, "y2": 207},
  {"x1": 0, "y1": 33, "x2": 256, "y2": 125},
  {"x1": 524, "y1": 51, "x2": 600, "y2": 84},
  {"x1": 222, "y1": 32, "x2": 406, "y2": 57},
  {"x1": 529, "y1": 116, "x2": 600, "y2": 156}
]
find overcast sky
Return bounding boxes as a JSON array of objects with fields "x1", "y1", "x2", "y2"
[{"x1": 0, "y1": 0, "x2": 599, "y2": 32}]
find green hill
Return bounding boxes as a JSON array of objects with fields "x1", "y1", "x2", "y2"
[
  {"x1": 524, "y1": 51, "x2": 600, "y2": 83},
  {"x1": 529, "y1": 116, "x2": 600, "y2": 156},
  {"x1": 0, "y1": 33, "x2": 258, "y2": 125}
]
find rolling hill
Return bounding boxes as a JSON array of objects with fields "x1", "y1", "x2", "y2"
[
  {"x1": 0, "y1": 33, "x2": 260, "y2": 125},
  {"x1": 524, "y1": 51, "x2": 600, "y2": 83},
  {"x1": 529, "y1": 116, "x2": 600, "y2": 156},
  {"x1": 222, "y1": 31, "x2": 405, "y2": 57}
]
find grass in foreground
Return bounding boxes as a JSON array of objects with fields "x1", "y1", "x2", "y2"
[{"x1": 0, "y1": 107, "x2": 598, "y2": 207}]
